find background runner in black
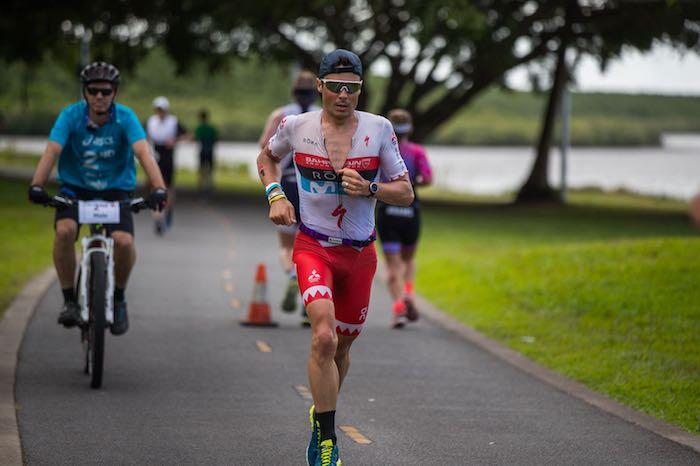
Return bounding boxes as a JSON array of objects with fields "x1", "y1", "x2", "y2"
[{"x1": 376, "y1": 109, "x2": 433, "y2": 328}]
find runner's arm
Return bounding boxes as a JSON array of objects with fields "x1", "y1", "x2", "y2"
[
  {"x1": 415, "y1": 146, "x2": 433, "y2": 186},
  {"x1": 257, "y1": 145, "x2": 296, "y2": 225},
  {"x1": 339, "y1": 169, "x2": 414, "y2": 206},
  {"x1": 133, "y1": 139, "x2": 167, "y2": 190},
  {"x1": 258, "y1": 109, "x2": 284, "y2": 149},
  {"x1": 30, "y1": 141, "x2": 62, "y2": 187}
]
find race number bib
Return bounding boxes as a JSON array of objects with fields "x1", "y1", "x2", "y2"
[{"x1": 78, "y1": 201, "x2": 120, "y2": 224}]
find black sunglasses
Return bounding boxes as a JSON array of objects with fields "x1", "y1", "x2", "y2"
[{"x1": 86, "y1": 87, "x2": 114, "y2": 96}]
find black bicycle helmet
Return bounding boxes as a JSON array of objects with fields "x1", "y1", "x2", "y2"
[{"x1": 80, "y1": 61, "x2": 120, "y2": 85}]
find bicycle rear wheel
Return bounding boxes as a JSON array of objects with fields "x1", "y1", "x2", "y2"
[{"x1": 87, "y1": 251, "x2": 107, "y2": 389}]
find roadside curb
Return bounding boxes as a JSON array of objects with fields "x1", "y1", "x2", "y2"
[
  {"x1": 414, "y1": 294, "x2": 700, "y2": 455},
  {"x1": 0, "y1": 268, "x2": 56, "y2": 466}
]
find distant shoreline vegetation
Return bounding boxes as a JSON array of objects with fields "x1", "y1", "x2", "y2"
[{"x1": 2, "y1": 49, "x2": 700, "y2": 146}]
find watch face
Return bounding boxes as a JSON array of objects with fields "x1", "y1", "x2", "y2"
[{"x1": 370, "y1": 182, "x2": 379, "y2": 193}]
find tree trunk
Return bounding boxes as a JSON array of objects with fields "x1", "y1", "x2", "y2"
[{"x1": 515, "y1": 39, "x2": 569, "y2": 204}]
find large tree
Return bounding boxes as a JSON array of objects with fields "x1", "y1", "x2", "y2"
[{"x1": 3, "y1": 0, "x2": 700, "y2": 201}]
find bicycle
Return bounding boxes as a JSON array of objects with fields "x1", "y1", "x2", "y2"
[{"x1": 45, "y1": 195, "x2": 153, "y2": 389}]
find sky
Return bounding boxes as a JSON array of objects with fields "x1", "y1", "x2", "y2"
[{"x1": 506, "y1": 42, "x2": 700, "y2": 95}]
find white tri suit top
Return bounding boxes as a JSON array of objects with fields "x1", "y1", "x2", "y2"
[{"x1": 268, "y1": 110, "x2": 408, "y2": 246}]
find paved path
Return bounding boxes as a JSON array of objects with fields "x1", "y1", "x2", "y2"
[{"x1": 15, "y1": 197, "x2": 700, "y2": 465}]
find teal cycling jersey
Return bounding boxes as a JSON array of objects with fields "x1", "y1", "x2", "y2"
[{"x1": 48, "y1": 101, "x2": 146, "y2": 191}]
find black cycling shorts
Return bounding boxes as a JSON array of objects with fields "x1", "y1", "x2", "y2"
[
  {"x1": 55, "y1": 185, "x2": 134, "y2": 238},
  {"x1": 376, "y1": 202, "x2": 421, "y2": 254},
  {"x1": 154, "y1": 144, "x2": 175, "y2": 186}
]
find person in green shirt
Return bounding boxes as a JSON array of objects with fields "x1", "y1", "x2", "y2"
[{"x1": 194, "y1": 109, "x2": 218, "y2": 193}]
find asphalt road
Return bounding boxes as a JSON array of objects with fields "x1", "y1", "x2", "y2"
[{"x1": 15, "y1": 196, "x2": 700, "y2": 465}]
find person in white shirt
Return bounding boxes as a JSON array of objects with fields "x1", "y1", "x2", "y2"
[{"x1": 146, "y1": 96, "x2": 189, "y2": 234}]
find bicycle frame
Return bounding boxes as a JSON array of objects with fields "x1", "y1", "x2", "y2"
[{"x1": 78, "y1": 227, "x2": 115, "y2": 324}]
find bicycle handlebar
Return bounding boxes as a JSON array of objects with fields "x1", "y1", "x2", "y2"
[{"x1": 45, "y1": 196, "x2": 154, "y2": 213}]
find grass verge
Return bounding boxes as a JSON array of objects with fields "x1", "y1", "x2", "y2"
[
  {"x1": 415, "y1": 196, "x2": 699, "y2": 434},
  {"x1": 0, "y1": 178, "x2": 54, "y2": 318}
]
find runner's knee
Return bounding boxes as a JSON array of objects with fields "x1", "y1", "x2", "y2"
[{"x1": 312, "y1": 326, "x2": 338, "y2": 361}]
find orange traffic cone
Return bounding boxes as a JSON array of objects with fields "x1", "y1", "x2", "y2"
[{"x1": 240, "y1": 263, "x2": 278, "y2": 327}]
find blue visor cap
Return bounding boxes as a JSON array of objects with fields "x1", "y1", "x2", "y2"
[{"x1": 319, "y1": 49, "x2": 363, "y2": 78}]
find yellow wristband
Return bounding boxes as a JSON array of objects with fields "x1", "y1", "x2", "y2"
[{"x1": 268, "y1": 194, "x2": 287, "y2": 205}]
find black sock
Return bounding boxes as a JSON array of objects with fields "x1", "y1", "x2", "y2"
[
  {"x1": 62, "y1": 287, "x2": 75, "y2": 303},
  {"x1": 114, "y1": 287, "x2": 125, "y2": 302},
  {"x1": 315, "y1": 410, "x2": 336, "y2": 443}
]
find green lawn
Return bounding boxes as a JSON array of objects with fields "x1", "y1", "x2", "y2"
[
  {"x1": 0, "y1": 178, "x2": 54, "y2": 316},
  {"x1": 415, "y1": 196, "x2": 700, "y2": 434}
]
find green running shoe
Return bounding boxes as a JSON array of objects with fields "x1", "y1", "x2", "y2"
[
  {"x1": 281, "y1": 278, "x2": 298, "y2": 312},
  {"x1": 316, "y1": 439, "x2": 341, "y2": 466},
  {"x1": 306, "y1": 405, "x2": 320, "y2": 465}
]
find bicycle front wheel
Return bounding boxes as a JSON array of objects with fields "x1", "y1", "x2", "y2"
[{"x1": 87, "y1": 251, "x2": 107, "y2": 389}]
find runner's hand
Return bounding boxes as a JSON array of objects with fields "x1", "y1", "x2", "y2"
[
  {"x1": 270, "y1": 198, "x2": 296, "y2": 226},
  {"x1": 338, "y1": 168, "x2": 370, "y2": 197},
  {"x1": 28, "y1": 185, "x2": 50, "y2": 204},
  {"x1": 149, "y1": 188, "x2": 168, "y2": 212}
]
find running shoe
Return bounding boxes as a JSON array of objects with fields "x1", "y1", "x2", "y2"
[
  {"x1": 154, "y1": 219, "x2": 165, "y2": 236},
  {"x1": 306, "y1": 405, "x2": 320, "y2": 465},
  {"x1": 404, "y1": 297, "x2": 419, "y2": 322},
  {"x1": 391, "y1": 299, "x2": 407, "y2": 329},
  {"x1": 110, "y1": 301, "x2": 129, "y2": 335},
  {"x1": 58, "y1": 301, "x2": 81, "y2": 328},
  {"x1": 301, "y1": 306, "x2": 311, "y2": 327},
  {"x1": 316, "y1": 439, "x2": 341, "y2": 466},
  {"x1": 281, "y1": 277, "x2": 298, "y2": 312}
]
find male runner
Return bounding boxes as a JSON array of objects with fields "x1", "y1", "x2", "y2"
[
  {"x1": 146, "y1": 96, "x2": 188, "y2": 234},
  {"x1": 256, "y1": 50, "x2": 414, "y2": 465},
  {"x1": 28, "y1": 62, "x2": 167, "y2": 335},
  {"x1": 258, "y1": 70, "x2": 320, "y2": 325},
  {"x1": 376, "y1": 109, "x2": 433, "y2": 328}
]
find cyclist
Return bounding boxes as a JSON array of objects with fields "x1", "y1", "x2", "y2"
[
  {"x1": 256, "y1": 49, "x2": 414, "y2": 465},
  {"x1": 28, "y1": 61, "x2": 167, "y2": 335},
  {"x1": 377, "y1": 109, "x2": 433, "y2": 328},
  {"x1": 258, "y1": 70, "x2": 320, "y2": 325},
  {"x1": 146, "y1": 96, "x2": 188, "y2": 234}
]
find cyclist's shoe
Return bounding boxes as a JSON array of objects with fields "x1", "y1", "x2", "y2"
[
  {"x1": 405, "y1": 297, "x2": 419, "y2": 322},
  {"x1": 58, "y1": 301, "x2": 81, "y2": 328},
  {"x1": 281, "y1": 278, "x2": 298, "y2": 312},
  {"x1": 391, "y1": 300, "x2": 407, "y2": 329},
  {"x1": 301, "y1": 306, "x2": 311, "y2": 327},
  {"x1": 315, "y1": 439, "x2": 341, "y2": 466},
  {"x1": 306, "y1": 405, "x2": 320, "y2": 465},
  {"x1": 111, "y1": 300, "x2": 129, "y2": 335}
]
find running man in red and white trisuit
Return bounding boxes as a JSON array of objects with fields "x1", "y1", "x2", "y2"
[
  {"x1": 256, "y1": 49, "x2": 414, "y2": 466},
  {"x1": 258, "y1": 70, "x2": 320, "y2": 324}
]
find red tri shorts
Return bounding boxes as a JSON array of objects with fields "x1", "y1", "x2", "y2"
[{"x1": 293, "y1": 231, "x2": 377, "y2": 336}]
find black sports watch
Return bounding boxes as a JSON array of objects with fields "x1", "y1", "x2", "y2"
[{"x1": 367, "y1": 181, "x2": 379, "y2": 197}]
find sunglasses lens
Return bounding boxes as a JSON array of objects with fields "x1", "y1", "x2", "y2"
[
  {"x1": 325, "y1": 81, "x2": 361, "y2": 94},
  {"x1": 87, "y1": 87, "x2": 113, "y2": 96}
]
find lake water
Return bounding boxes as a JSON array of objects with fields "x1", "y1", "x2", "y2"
[{"x1": 2, "y1": 134, "x2": 699, "y2": 200}]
